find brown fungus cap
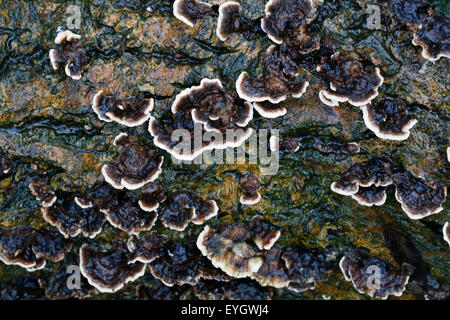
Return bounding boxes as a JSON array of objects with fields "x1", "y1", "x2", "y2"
[
  {"x1": 91, "y1": 90, "x2": 153, "y2": 127},
  {"x1": 351, "y1": 185, "x2": 387, "y2": 207},
  {"x1": 29, "y1": 180, "x2": 57, "y2": 208},
  {"x1": 74, "y1": 183, "x2": 117, "y2": 210},
  {"x1": 138, "y1": 182, "x2": 167, "y2": 212},
  {"x1": 149, "y1": 113, "x2": 215, "y2": 161},
  {"x1": 158, "y1": 190, "x2": 218, "y2": 231},
  {"x1": 41, "y1": 199, "x2": 106, "y2": 239},
  {"x1": 361, "y1": 98, "x2": 417, "y2": 141},
  {"x1": 79, "y1": 242, "x2": 146, "y2": 293},
  {"x1": 150, "y1": 79, "x2": 253, "y2": 161},
  {"x1": 318, "y1": 55, "x2": 384, "y2": 107},
  {"x1": 236, "y1": 46, "x2": 309, "y2": 105},
  {"x1": 102, "y1": 133, "x2": 163, "y2": 190},
  {"x1": 127, "y1": 232, "x2": 169, "y2": 263},
  {"x1": 173, "y1": 79, "x2": 253, "y2": 134},
  {"x1": 443, "y1": 222, "x2": 450, "y2": 247},
  {"x1": 412, "y1": 15, "x2": 450, "y2": 62},
  {"x1": 49, "y1": 30, "x2": 87, "y2": 80},
  {"x1": 103, "y1": 193, "x2": 157, "y2": 234},
  {"x1": 250, "y1": 216, "x2": 280, "y2": 250},
  {"x1": 250, "y1": 246, "x2": 290, "y2": 288},
  {"x1": 148, "y1": 241, "x2": 231, "y2": 287},
  {"x1": 239, "y1": 172, "x2": 262, "y2": 205},
  {"x1": 331, "y1": 156, "x2": 393, "y2": 196},
  {"x1": 173, "y1": 0, "x2": 215, "y2": 27},
  {"x1": 281, "y1": 247, "x2": 331, "y2": 292},
  {"x1": 217, "y1": 2, "x2": 256, "y2": 41},
  {"x1": 197, "y1": 224, "x2": 264, "y2": 278},
  {"x1": 261, "y1": 0, "x2": 314, "y2": 47},
  {"x1": 339, "y1": 249, "x2": 415, "y2": 300},
  {"x1": 0, "y1": 226, "x2": 72, "y2": 272},
  {"x1": 392, "y1": 170, "x2": 447, "y2": 219}
]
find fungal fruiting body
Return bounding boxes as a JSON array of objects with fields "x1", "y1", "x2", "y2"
[
  {"x1": 29, "y1": 180, "x2": 57, "y2": 208},
  {"x1": 443, "y1": 222, "x2": 450, "y2": 247},
  {"x1": 236, "y1": 45, "x2": 309, "y2": 106},
  {"x1": 217, "y1": 2, "x2": 255, "y2": 41},
  {"x1": 318, "y1": 56, "x2": 384, "y2": 107},
  {"x1": 261, "y1": 0, "x2": 315, "y2": 50},
  {"x1": 197, "y1": 223, "x2": 330, "y2": 291},
  {"x1": 79, "y1": 243, "x2": 146, "y2": 293},
  {"x1": 392, "y1": 170, "x2": 447, "y2": 220},
  {"x1": 412, "y1": 15, "x2": 450, "y2": 62},
  {"x1": 49, "y1": 30, "x2": 87, "y2": 80},
  {"x1": 91, "y1": 91, "x2": 154, "y2": 127},
  {"x1": 173, "y1": 0, "x2": 214, "y2": 27},
  {"x1": 0, "y1": 226, "x2": 72, "y2": 272},
  {"x1": 41, "y1": 199, "x2": 106, "y2": 239},
  {"x1": 360, "y1": 98, "x2": 417, "y2": 141},
  {"x1": 239, "y1": 173, "x2": 262, "y2": 205},
  {"x1": 149, "y1": 78, "x2": 253, "y2": 161},
  {"x1": 102, "y1": 133, "x2": 163, "y2": 190},
  {"x1": 331, "y1": 157, "x2": 447, "y2": 219},
  {"x1": 340, "y1": 249, "x2": 414, "y2": 300},
  {"x1": 330, "y1": 156, "x2": 394, "y2": 197},
  {"x1": 158, "y1": 190, "x2": 218, "y2": 231}
]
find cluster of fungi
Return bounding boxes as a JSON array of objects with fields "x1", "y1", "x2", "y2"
[{"x1": 0, "y1": 0, "x2": 448, "y2": 300}]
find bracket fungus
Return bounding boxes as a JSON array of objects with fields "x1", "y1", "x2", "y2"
[
  {"x1": 197, "y1": 222, "x2": 330, "y2": 292},
  {"x1": 217, "y1": 2, "x2": 256, "y2": 41},
  {"x1": 261, "y1": 0, "x2": 316, "y2": 50},
  {"x1": 412, "y1": 15, "x2": 450, "y2": 62},
  {"x1": 74, "y1": 183, "x2": 117, "y2": 211},
  {"x1": 158, "y1": 190, "x2": 218, "y2": 231},
  {"x1": 318, "y1": 55, "x2": 384, "y2": 107},
  {"x1": 102, "y1": 133, "x2": 163, "y2": 190},
  {"x1": 91, "y1": 90, "x2": 153, "y2": 127},
  {"x1": 330, "y1": 156, "x2": 393, "y2": 197},
  {"x1": 29, "y1": 180, "x2": 57, "y2": 208},
  {"x1": 392, "y1": 170, "x2": 447, "y2": 219},
  {"x1": 79, "y1": 242, "x2": 146, "y2": 293},
  {"x1": 103, "y1": 193, "x2": 158, "y2": 234},
  {"x1": 250, "y1": 216, "x2": 280, "y2": 250},
  {"x1": 340, "y1": 249, "x2": 415, "y2": 300},
  {"x1": 148, "y1": 241, "x2": 231, "y2": 287},
  {"x1": 127, "y1": 232, "x2": 169, "y2": 263},
  {"x1": 138, "y1": 182, "x2": 167, "y2": 212},
  {"x1": 236, "y1": 46, "x2": 309, "y2": 105},
  {"x1": 197, "y1": 224, "x2": 264, "y2": 278},
  {"x1": 41, "y1": 199, "x2": 106, "y2": 239},
  {"x1": 360, "y1": 98, "x2": 417, "y2": 141},
  {"x1": 150, "y1": 78, "x2": 253, "y2": 161},
  {"x1": 443, "y1": 222, "x2": 450, "y2": 247},
  {"x1": 173, "y1": 0, "x2": 215, "y2": 27},
  {"x1": 239, "y1": 173, "x2": 262, "y2": 205},
  {"x1": 351, "y1": 186, "x2": 387, "y2": 207},
  {"x1": 49, "y1": 30, "x2": 87, "y2": 80},
  {"x1": 0, "y1": 226, "x2": 72, "y2": 272}
]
